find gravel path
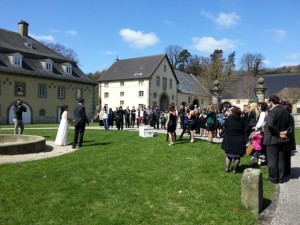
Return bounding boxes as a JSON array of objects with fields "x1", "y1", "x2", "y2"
[{"x1": 0, "y1": 141, "x2": 78, "y2": 164}]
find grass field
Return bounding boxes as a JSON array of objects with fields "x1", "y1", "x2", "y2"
[{"x1": 0, "y1": 125, "x2": 296, "y2": 224}]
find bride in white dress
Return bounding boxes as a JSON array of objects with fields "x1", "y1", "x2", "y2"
[{"x1": 54, "y1": 105, "x2": 73, "y2": 146}]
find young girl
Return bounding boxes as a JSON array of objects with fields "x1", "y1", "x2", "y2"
[{"x1": 249, "y1": 131, "x2": 264, "y2": 166}]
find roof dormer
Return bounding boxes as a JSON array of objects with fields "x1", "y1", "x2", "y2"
[
  {"x1": 41, "y1": 58, "x2": 53, "y2": 72},
  {"x1": 24, "y1": 42, "x2": 33, "y2": 49},
  {"x1": 8, "y1": 52, "x2": 23, "y2": 67},
  {"x1": 62, "y1": 62, "x2": 73, "y2": 75}
]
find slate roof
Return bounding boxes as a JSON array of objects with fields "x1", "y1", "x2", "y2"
[
  {"x1": 0, "y1": 27, "x2": 96, "y2": 85},
  {"x1": 174, "y1": 70, "x2": 210, "y2": 96},
  {"x1": 222, "y1": 73, "x2": 300, "y2": 98},
  {"x1": 98, "y1": 54, "x2": 179, "y2": 83}
]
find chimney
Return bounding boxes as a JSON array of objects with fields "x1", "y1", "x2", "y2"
[{"x1": 18, "y1": 20, "x2": 29, "y2": 36}]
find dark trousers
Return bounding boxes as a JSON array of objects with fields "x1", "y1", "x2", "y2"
[
  {"x1": 131, "y1": 117, "x2": 136, "y2": 127},
  {"x1": 266, "y1": 144, "x2": 285, "y2": 183},
  {"x1": 125, "y1": 118, "x2": 130, "y2": 128},
  {"x1": 117, "y1": 119, "x2": 123, "y2": 130},
  {"x1": 73, "y1": 124, "x2": 85, "y2": 147}
]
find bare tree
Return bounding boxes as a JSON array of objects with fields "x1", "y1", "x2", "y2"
[
  {"x1": 277, "y1": 87, "x2": 300, "y2": 105},
  {"x1": 42, "y1": 42, "x2": 79, "y2": 62},
  {"x1": 165, "y1": 45, "x2": 183, "y2": 69},
  {"x1": 234, "y1": 74, "x2": 257, "y2": 103},
  {"x1": 240, "y1": 53, "x2": 264, "y2": 76}
]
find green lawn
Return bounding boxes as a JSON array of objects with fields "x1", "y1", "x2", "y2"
[{"x1": 0, "y1": 126, "x2": 289, "y2": 225}]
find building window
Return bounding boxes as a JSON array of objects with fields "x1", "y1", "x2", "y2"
[
  {"x1": 62, "y1": 63, "x2": 72, "y2": 75},
  {"x1": 46, "y1": 63, "x2": 52, "y2": 71},
  {"x1": 201, "y1": 98, "x2": 204, "y2": 104},
  {"x1": 236, "y1": 100, "x2": 240, "y2": 104},
  {"x1": 164, "y1": 65, "x2": 167, "y2": 72},
  {"x1": 162, "y1": 77, "x2": 167, "y2": 90},
  {"x1": 156, "y1": 76, "x2": 160, "y2": 86},
  {"x1": 153, "y1": 92, "x2": 157, "y2": 98},
  {"x1": 139, "y1": 91, "x2": 144, "y2": 97},
  {"x1": 139, "y1": 80, "x2": 144, "y2": 85},
  {"x1": 188, "y1": 96, "x2": 191, "y2": 103},
  {"x1": 75, "y1": 88, "x2": 83, "y2": 100},
  {"x1": 9, "y1": 53, "x2": 23, "y2": 67},
  {"x1": 169, "y1": 79, "x2": 173, "y2": 89},
  {"x1": 15, "y1": 82, "x2": 25, "y2": 96},
  {"x1": 104, "y1": 92, "x2": 109, "y2": 98},
  {"x1": 38, "y1": 84, "x2": 47, "y2": 98},
  {"x1": 120, "y1": 81, "x2": 124, "y2": 86},
  {"x1": 14, "y1": 57, "x2": 21, "y2": 66},
  {"x1": 153, "y1": 101, "x2": 157, "y2": 106},
  {"x1": 172, "y1": 95, "x2": 174, "y2": 100},
  {"x1": 120, "y1": 100, "x2": 124, "y2": 105},
  {"x1": 58, "y1": 86, "x2": 65, "y2": 99},
  {"x1": 104, "y1": 82, "x2": 109, "y2": 87},
  {"x1": 120, "y1": 91, "x2": 124, "y2": 97}
]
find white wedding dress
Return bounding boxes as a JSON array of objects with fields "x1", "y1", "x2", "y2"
[{"x1": 54, "y1": 111, "x2": 69, "y2": 146}]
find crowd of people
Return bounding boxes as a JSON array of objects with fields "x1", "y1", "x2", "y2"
[
  {"x1": 14, "y1": 94, "x2": 296, "y2": 184},
  {"x1": 220, "y1": 95, "x2": 296, "y2": 184}
]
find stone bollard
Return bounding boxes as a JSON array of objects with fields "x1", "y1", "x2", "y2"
[{"x1": 241, "y1": 168, "x2": 263, "y2": 215}]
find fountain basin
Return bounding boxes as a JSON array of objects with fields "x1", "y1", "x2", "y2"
[{"x1": 0, "y1": 135, "x2": 46, "y2": 155}]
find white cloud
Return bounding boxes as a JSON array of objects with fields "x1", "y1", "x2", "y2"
[
  {"x1": 286, "y1": 53, "x2": 300, "y2": 60},
  {"x1": 164, "y1": 20, "x2": 173, "y2": 26},
  {"x1": 201, "y1": 10, "x2": 240, "y2": 28},
  {"x1": 119, "y1": 28, "x2": 159, "y2": 49},
  {"x1": 29, "y1": 33, "x2": 55, "y2": 42},
  {"x1": 66, "y1": 30, "x2": 78, "y2": 36},
  {"x1": 192, "y1": 36, "x2": 237, "y2": 53},
  {"x1": 215, "y1": 12, "x2": 240, "y2": 28},
  {"x1": 273, "y1": 29, "x2": 286, "y2": 41},
  {"x1": 49, "y1": 29, "x2": 61, "y2": 33},
  {"x1": 278, "y1": 61, "x2": 300, "y2": 67},
  {"x1": 104, "y1": 51, "x2": 118, "y2": 56}
]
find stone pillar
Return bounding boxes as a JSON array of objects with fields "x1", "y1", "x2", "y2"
[{"x1": 241, "y1": 168, "x2": 263, "y2": 214}]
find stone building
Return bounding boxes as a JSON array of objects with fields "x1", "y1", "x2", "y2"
[{"x1": 0, "y1": 21, "x2": 97, "y2": 125}]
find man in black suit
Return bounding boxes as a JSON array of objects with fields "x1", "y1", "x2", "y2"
[
  {"x1": 263, "y1": 95, "x2": 290, "y2": 184},
  {"x1": 72, "y1": 98, "x2": 89, "y2": 149}
]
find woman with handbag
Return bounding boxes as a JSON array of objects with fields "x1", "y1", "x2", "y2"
[{"x1": 221, "y1": 106, "x2": 248, "y2": 173}]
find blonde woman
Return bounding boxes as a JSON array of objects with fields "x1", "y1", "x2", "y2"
[{"x1": 247, "y1": 102, "x2": 260, "y2": 135}]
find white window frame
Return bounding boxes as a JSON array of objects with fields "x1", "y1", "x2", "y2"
[
  {"x1": 138, "y1": 91, "x2": 144, "y2": 97},
  {"x1": 104, "y1": 92, "x2": 109, "y2": 98},
  {"x1": 38, "y1": 84, "x2": 47, "y2": 98},
  {"x1": 58, "y1": 86, "x2": 65, "y2": 99}
]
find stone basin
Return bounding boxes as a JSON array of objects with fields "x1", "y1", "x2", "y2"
[{"x1": 0, "y1": 135, "x2": 46, "y2": 155}]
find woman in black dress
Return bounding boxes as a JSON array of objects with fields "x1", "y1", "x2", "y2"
[
  {"x1": 166, "y1": 104, "x2": 177, "y2": 146},
  {"x1": 221, "y1": 106, "x2": 248, "y2": 173}
]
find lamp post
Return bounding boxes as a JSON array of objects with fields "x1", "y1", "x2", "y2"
[
  {"x1": 254, "y1": 77, "x2": 266, "y2": 103},
  {"x1": 210, "y1": 80, "x2": 222, "y2": 109}
]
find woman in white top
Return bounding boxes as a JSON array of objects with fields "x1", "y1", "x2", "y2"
[
  {"x1": 54, "y1": 105, "x2": 73, "y2": 146},
  {"x1": 255, "y1": 102, "x2": 269, "y2": 131}
]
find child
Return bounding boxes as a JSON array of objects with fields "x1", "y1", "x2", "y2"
[
  {"x1": 249, "y1": 131, "x2": 264, "y2": 166},
  {"x1": 160, "y1": 113, "x2": 166, "y2": 130}
]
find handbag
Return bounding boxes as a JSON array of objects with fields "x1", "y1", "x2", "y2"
[{"x1": 246, "y1": 144, "x2": 254, "y2": 155}]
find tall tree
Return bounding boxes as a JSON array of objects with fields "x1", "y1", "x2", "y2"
[
  {"x1": 210, "y1": 49, "x2": 225, "y2": 80},
  {"x1": 240, "y1": 53, "x2": 264, "y2": 76},
  {"x1": 177, "y1": 49, "x2": 191, "y2": 71},
  {"x1": 42, "y1": 42, "x2": 79, "y2": 62},
  {"x1": 165, "y1": 45, "x2": 183, "y2": 69},
  {"x1": 225, "y1": 51, "x2": 236, "y2": 76}
]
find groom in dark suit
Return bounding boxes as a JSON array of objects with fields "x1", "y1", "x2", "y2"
[
  {"x1": 72, "y1": 98, "x2": 89, "y2": 149},
  {"x1": 263, "y1": 95, "x2": 290, "y2": 183}
]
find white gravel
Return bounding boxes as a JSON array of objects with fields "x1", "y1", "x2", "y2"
[{"x1": 0, "y1": 141, "x2": 78, "y2": 164}]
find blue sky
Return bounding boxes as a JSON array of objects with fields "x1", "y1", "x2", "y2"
[{"x1": 1, "y1": 0, "x2": 300, "y2": 74}]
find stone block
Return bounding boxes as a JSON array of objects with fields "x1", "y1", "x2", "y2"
[{"x1": 241, "y1": 168, "x2": 263, "y2": 214}]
